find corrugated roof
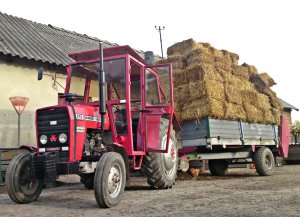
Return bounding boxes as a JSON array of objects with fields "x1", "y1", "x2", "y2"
[
  {"x1": 280, "y1": 99, "x2": 299, "y2": 111},
  {"x1": 0, "y1": 11, "x2": 118, "y2": 66}
]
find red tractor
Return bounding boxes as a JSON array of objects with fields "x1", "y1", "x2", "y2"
[{"x1": 5, "y1": 44, "x2": 179, "y2": 208}]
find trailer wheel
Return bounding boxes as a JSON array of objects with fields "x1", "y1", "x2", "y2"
[
  {"x1": 208, "y1": 159, "x2": 229, "y2": 176},
  {"x1": 142, "y1": 118, "x2": 178, "y2": 189},
  {"x1": 94, "y1": 152, "x2": 126, "y2": 208},
  {"x1": 253, "y1": 147, "x2": 275, "y2": 176},
  {"x1": 5, "y1": 153, "x2": 44, "y2": 204},
  {"x1": 80, "y1": 174, "x2": 94, "y2": 189}
]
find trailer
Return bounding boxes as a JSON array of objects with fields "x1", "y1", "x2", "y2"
[{"x1": 178, "y1": 116, "x2": 289, "y2": 176}]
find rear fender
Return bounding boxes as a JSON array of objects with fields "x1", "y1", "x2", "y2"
[{"x1": 279, "y1": 115, "x2": 290, "y2": 158}]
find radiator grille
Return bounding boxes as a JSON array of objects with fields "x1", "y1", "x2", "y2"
[{"x1": 37, "y1": 108, "x2": 70, "y2": 162}]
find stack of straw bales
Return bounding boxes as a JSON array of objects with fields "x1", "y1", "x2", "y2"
[{"x1": 157, "y1": 38, "x2": 282, "y2": 125}]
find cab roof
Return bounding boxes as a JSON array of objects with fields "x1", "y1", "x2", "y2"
[{"x1": 68, "y1": 45, "x2": 145, "y2": 63}]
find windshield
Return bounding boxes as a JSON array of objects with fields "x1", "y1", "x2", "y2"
[{"x1": 69, "y1": 58, "x2": 126, "y2": 101}]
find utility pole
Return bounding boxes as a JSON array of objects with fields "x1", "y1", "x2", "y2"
[{"x1": 155, "y1": 26, "x2": 165, "y2": 59}]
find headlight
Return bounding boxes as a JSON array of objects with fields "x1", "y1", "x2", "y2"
[
  {"x1": 59, "y1": 133, "x2": 67, "y2": 143},
  {"x1": 40, "y1": 135, "x2": 47, "y2": 144}
]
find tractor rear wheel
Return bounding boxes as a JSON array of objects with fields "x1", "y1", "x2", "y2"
[
  {"x1": 253, "y1": 147, "x2": 275, "y2": 176},
  {"x1": 5, "y1": 153, "x2": 44, "y2": 204},
  {"x1": 94, "y1": 152, "x2": 126, "y2": 208},
  {"x1": 80, "y1": 174, "x2": 94, "y2": 189},
  {"x1": 208, "y1": 159, "x2": 229, "y2": 176},
  {"x1": 142, "y1": 118, "x2": 178, "y2": 189}
]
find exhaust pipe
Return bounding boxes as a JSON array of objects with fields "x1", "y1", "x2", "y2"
[{"x1": 98, "y1": 42, "x2": 106, "y2": 131}]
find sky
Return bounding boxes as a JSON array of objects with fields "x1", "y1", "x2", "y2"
[{"x1": 2, "y1": 0, "x2": 300, "y2": 121}]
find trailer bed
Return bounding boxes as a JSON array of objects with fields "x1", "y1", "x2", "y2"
[{"x1": 182, "y1": 117, "x2": 278, "y2": 147}]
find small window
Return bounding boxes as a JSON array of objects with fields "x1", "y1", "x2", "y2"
[{"x1": 145, "y1": 70, "x2": 160, "y2": 105}]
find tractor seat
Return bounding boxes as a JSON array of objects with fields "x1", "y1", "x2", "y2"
[{"x1": 114, "y1": 109, "x2": 127, "y2": 134}]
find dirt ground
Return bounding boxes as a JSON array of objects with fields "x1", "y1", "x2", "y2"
[{"x1": 0, "y1": 165, "x2": 300, "y2": 217}]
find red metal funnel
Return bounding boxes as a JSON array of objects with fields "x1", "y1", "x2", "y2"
[{"x1": 9, "y1": 96, "x2": 29, "y2": 115}]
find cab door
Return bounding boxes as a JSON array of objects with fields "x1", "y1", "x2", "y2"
[{"x1": 141, "y1": 64, "x2": 174, "y2": 153}]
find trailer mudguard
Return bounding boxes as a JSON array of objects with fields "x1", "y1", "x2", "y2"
[{"x1": 279, "y1": 115, "x2": 290, "y2": 158}]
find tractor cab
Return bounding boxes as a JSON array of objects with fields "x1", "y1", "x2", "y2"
[{"x1": 66, "y1": 45, "x2": 175, "y2": 164}]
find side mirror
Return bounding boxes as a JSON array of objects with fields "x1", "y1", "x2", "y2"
[{"x1": 38, "y1": 67, "x2": 43, "y2": 80}]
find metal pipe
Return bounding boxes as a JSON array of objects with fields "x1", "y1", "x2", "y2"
[
  {"x1": 98, "y1": 42, "x2": 106, "y2": 131},
  {"x1": 18, "y1": 113, "x2": 20, "y2": 146}
]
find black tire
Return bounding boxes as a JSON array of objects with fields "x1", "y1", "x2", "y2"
[
  {"x1": 5, "y1": 153, "x2": 44, "y2": 204},
  {"x1": 253, "y1": 147, "x2": 275, "y2": 176},
  {"x1": 142, "y1": 118, "x2": 178, "y2": 189},
  {"x1": 94, "y1": 152, "x2": 126, "y2": 208},
  {"x1": 208, "y1": 159, "x2": 229, "y2": 176},
  {"x1": 80, "y1": 174, "x2": 94, "y2": 189}
]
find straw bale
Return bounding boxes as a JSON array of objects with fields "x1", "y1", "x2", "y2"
[
  {"x1": 199, "y1": 42, "x2": 211, "y2": 48},
  {"x1": 223, "y1": 73, "x2": 255, "y2": 91},
  {"x1": 224, "y1": 102, "x2": 247, "y2": 121},
  {"x1": 249, "y1": 73, "x2": 267, "y2": 93},
  {"x1": 183, "y1": 64, "x2": 223, "y2": 83},
  {"x1": 189, "y1": 80, "x2": 225, "y2": 101},
  {"x1": 213, "y1": 49, "x2": 232, "y2": 65},
  {"x1": 173, "y1": 70, "x2": 188, "y2": 87},
  {"x1": 174, "y1": 85, "x2": 189, "y2": 103},
  {"x1": 241, "y1": 90, "x2": 257, "y2": 104},
  {"x1": 185, "y1": 48, "x2": 215, "y2": 65},
  {"x1": 157, "y1": 54, "x2": 186, "y2": 69},
  {"x1": 211, "y1": 48, "x2": 223, "y2": 58},
  {"x1": 241, "y1": 90, "x2": 271, "y2": 110},
  {"x1": 215, "y1": 56, "x2": 231, "y2": 65},
  {"x1": 167, "y1": 38, "x2": 197, "y2": 56},
  {"x1": 250, "y1": 73, "x2": 278, "y2": 102},
  {"x1": 240, "y1": 80, "x2": 256, "y2": 91},
  {"x1": 186, "y1": 47, "x2": 211, "y2": 57},
  {"x1": 174, "y1": 102, "x2": 182, "y2": 112},
  {"x1": 221, "y1": 49, "x2": 231, "y2": 58},
  {"x1": 259, "y1": 72, "x2": 276, "y2": 87},
  {"x1": 256, "y1": 93, "x2": 271, "y2": 110},
  {"x1": 186, "y1": 55, "x2": 215, "y2": 66},
  {"x1": 243, "y1": 103, "x2": 264, "y2": 123},
  {"x1": 214, "y1": 61, "x2": 232, "y2": 72},
  {"x1": 272, "y1": 108, "x2": 281, "y2": 125},
  {"x1": 261, "y1": 88, "x2": 282, "y2": 110},
  {"x1": 174, "y1": 102, "x2": 182, "y2": 121},
  {"x1": 230, "y1": 52, "x2": 239, "y2": 65},
  {"x1": 263, "y1": 109, "x2": 275, "y2": 124},
  {"x1": 242, "y1": 63, "x2": 258, "y2": 75},
  {"x1": 181, "y1": 98, "x2": 224, "y2": 121},
  {"x1": 232, "y1": 65, "x2": 249, "y2": 80},
  {"x1": 269, "y1": 96, "x2": 282, "y2": 110},
  {"x1": 216, "y1": 69, "x2": 232, "y2": 80},
  {"x1": 224, "y1": 85, "x2": 243, "y2": 105}
]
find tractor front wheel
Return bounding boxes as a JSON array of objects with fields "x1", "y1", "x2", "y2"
[
  {"x1": 142, "y1": 118, "x2": 178, "y2": 189},
  {"x1": 94, "y1": 152, "x2": 126, "y2": 208},
  {"x1": 5, "y1": 153, "x2": 44, "y2": 204}
]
